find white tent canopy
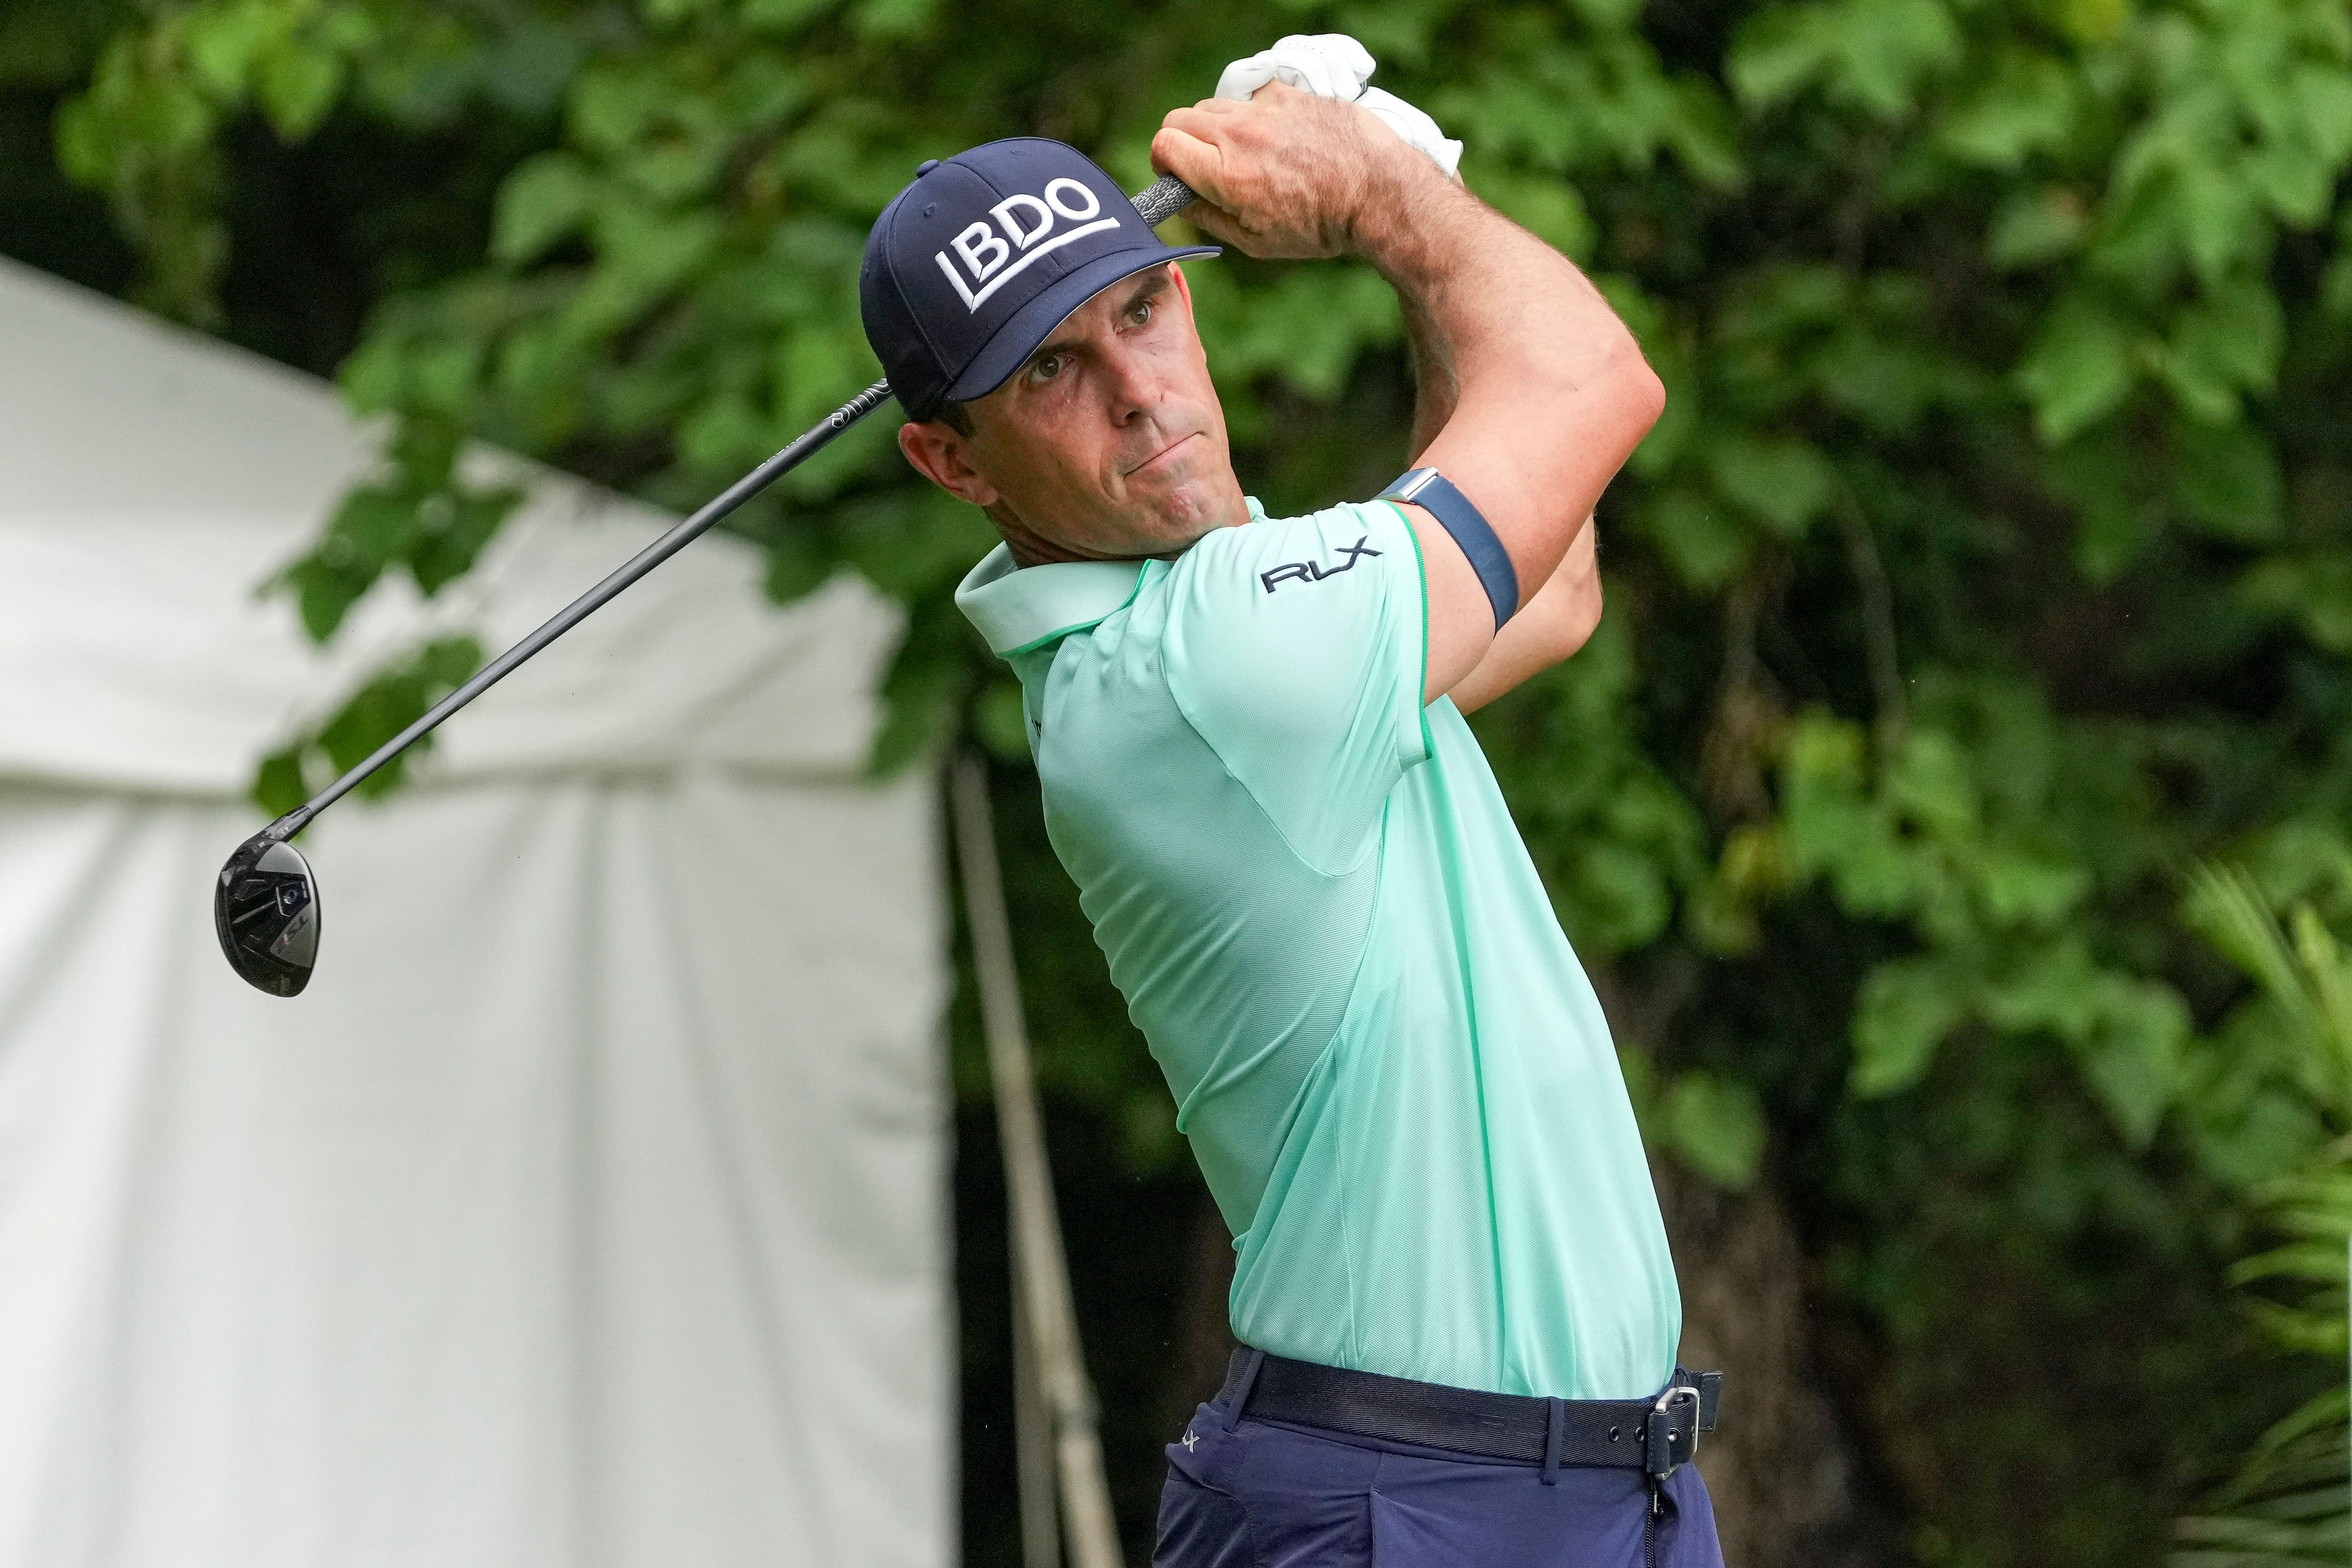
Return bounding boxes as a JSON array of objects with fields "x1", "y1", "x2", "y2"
[{"x1": 0, "y1": 257, "x2": 951, "y2": 1567}]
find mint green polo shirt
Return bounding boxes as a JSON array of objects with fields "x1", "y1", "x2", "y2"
[{"x1": 957, "y1": 496, "x2": 1680, "y2": 1400}]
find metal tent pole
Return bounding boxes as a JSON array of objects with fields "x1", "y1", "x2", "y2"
[{"x1": 950, "y1": 754, "x2": 1123, "y2": 1568}]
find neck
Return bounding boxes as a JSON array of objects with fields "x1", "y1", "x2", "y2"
[
  {"x1": 1001, "y1": 529, "x2": 1069, "y2": 570},
  {"x1": 992, "y1": 503, "x2": 1121, "y2": 569},
  {"x1": 989, "y1": 496, "x2": 1251, "y2": 570}
]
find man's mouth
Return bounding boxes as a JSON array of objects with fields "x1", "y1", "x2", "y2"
[{"x1": 1125, "y1": 432, "x2": 1197, "y2": 478}]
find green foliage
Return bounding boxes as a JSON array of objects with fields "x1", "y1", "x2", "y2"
[
  {"x1": 2174, "y1": 1387, "x2": 2349, "y2": 1566},
  {"x1": 37, "y1": 0, "x2": 2352, "y2": 1559},
  {"x1": 252, "y1": 634, "x2": 483, "y2": 814},
  {"x1": 1622, "y1": 1048, "x2": 1769, "y2": 1188},
  {"x1": 51, "y1": 0, "x2": 535, "y2": 321},
  {"x1": 2173, "y1": 866, "x2": 2352, "y2": 1565},
  {"x1": 276, "y1": 418, "x2": 523, "y2": 642},
  {"x1": 1761, "y1": 688, "x2": 2193, "y2": 1148}
]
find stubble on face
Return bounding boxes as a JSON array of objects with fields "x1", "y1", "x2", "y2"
[{"x1": 956, "y1": 265, "x2": 1250, "y2": 564}]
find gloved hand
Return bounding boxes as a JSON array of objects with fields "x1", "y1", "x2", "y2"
[{"x1": 1213, "y1": 33, "x2": 1463, "y2": 181}]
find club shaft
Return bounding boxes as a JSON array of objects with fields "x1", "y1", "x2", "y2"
[
  {"x1": 291, "y1": 378, "x2": 890, "y2": 825},
  {"x1": 276, "y1": 173, "x2": 1195, "y2": 838}
]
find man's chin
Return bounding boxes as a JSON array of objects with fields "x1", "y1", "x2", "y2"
[
  {"x1": 1007, "y1": 470, "x2": 1244, "y2": 564},
  {"x1": 1127, "y1": 467, "x2": 1242, "y2": 541}
]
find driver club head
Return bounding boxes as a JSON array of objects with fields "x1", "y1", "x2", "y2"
[{"x1": 214, "y1": 833, "x2": 321, "y2": 997}]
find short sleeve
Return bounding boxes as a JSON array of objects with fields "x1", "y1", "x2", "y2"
[{"x1": 1159, "y1": 500, "x2": 1430, "y2": 874}]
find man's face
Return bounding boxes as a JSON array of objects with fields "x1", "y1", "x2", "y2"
[{"x1": 898, "y1": 264, "x2": 1248, "y2": 562}]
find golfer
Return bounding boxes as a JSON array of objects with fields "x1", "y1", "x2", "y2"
[{"x1": 860, "y1": 50, "x2": 1722, "y2": 1568}]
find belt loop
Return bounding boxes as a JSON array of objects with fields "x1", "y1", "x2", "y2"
[
  {"x1": 1541, "y1": 1397, "x2": 1564, "y2": 1485},
  {"x1": 1223, "y1": 1349, "x2": 1266, "y2": 1433}
]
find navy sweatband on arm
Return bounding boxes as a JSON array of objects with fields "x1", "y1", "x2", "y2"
[{"x1": 1376, "y1": 467, "x2": 1520, "y2": 629}]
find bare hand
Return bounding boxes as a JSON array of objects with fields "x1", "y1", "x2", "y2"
[{"x1": 1149, "y1": 82, "x2": 1429, "y2": 260}]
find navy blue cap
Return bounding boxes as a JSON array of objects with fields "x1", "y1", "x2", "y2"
[{"x1": 860, "y1": 139, "x2": 1218, "y2": 422}]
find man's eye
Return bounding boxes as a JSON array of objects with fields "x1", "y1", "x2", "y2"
[
  {"x1": 1129, "y1": 300, "x2": 1154, "y2": 326},
  {"x1": 1030, "y1": 354, "x2": 1063, "y2": 381}
]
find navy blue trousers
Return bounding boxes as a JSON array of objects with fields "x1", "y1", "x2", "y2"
[{"x1": 1153, "y1": 1398, "x2": 1725, "y2": 1568}]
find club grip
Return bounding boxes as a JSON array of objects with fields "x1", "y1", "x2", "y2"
[{"x1": 1132, "y1": 173, "x2": 1197, "y2": 227}]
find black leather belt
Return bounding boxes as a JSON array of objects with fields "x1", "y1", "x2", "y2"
[{"x1": 1213, "y1": 1347, "x2": 1722, "y2": 1483}]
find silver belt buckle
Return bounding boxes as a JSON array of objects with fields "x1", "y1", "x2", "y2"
[{"x1": 1644, "y1": 1383, "x2": 1701, "y2": 1480}]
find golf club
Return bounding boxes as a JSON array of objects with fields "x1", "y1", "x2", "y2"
[{"x1": 214, "y1": 172, "x2": 1198, "y2": 996}]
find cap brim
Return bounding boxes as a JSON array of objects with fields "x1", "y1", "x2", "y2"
[{"x1": 940, "y1": 240, "x2": 1220, "y2": 409}]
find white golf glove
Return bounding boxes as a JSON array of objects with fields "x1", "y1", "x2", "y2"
[{"x1": 1214, "y1": 33, "x2": 1464, "y2": 181}]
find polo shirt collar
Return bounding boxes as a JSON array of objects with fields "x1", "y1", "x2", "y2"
[
  {"x1": 953, "y1": 500, "x2": 1271, "y2": 657},
  {"x1": 955, "y1": 545, "x2": 1146, "y2": 657}
]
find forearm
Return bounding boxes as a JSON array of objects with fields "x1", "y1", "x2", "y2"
[
  {"x1": 1357, "y1": 167, "x2": 1537, "y2": 451},
  {"x1": 1349, "y1": 163, "x2": 1656, "y2": 587},
  {"x1": 1446, "y1": 515, "x2": 1602, "y2": 714},
  {"x1": 1352, "y1": 164, "x2": 1621, "y2": 428}
]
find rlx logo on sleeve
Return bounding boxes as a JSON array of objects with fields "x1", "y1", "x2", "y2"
[
  {"x1": 1261, "y1": 537, "x2": 1382, "y2": 594},
  {"x1": 935, "y1": 178, "x2": 1121, "y2": 313}
]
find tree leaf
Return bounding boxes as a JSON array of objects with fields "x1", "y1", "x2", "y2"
[
  {"x1": 2015, "y1": 291, "x2": 2141, "y2": 443},
  {"x1": 1938, "y1": 49, "x2": 2075, "y2": 169},
  {"x1": 1851, "y1": 956, "x2": 1971, "y2": 1096},
  {"x1": 1729, "y1": 0, "x2": 1959, "y2": 117},
  {"x1": 2074, "y1": 978, "x2": 2188, "y2": 1149},
  {"x1": 1978, "y1": 850, "x2": 2092, "y2": 927},
  {"x1": 2045, "y1": 429, "x2": 2164, "y2": 580},
  {"x1": 252, "y1": 744, "x2": 308, "y2": 818},
  {"x1": 328, "y1": 485, "x2": 415, "y2": 572},
  {"x1": 410, "y1": 486, "x2": 522, "y2": 596},
  {"x1": 1664, "y1": 1071, "x2": 1768, "y2": 1188},
  {"x1": 310, "y1": 634, "x2": 484, "y2": 797},
  {"x1": 283, "y1": 556, "x2": 370, "y2": 645},
  {"x1": 1885, "y1": 727, "x2": 1977, "y2": 838},
  {"x1": 492, "y1": 152, "x2": 595, "y2": 266},
  {"x1": 2163, "y1": 279, "x2": 2285, "y2": 420},
  {"x1": 1987, "y1": 187, "x2": 2088, "y2": 269},
  {"x1": 2242, "y1": 548, "x2": 2352, "y2": 652},
  {"x1": 1706, "y1": 434, "x2": 1836, "y2": 537},
  {"x1": 2173, "y1": 420, "x2": 2284, "y2": 543},
  {"x1": 1641, "y1": 486, "x2": 1751, "y2": 589},
  {"x1": 255, "y1": 40, "x2": 342, "y2": 140},
  {"x1": 185, "y1": 0, "x2": 280, "y2": 99}
]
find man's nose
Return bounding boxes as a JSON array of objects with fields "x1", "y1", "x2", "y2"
[{"x1": 1100, "y1": 340, "x2": 1162, "y2": 424}]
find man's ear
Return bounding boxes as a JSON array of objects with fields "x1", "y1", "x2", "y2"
[
  {"x1": 898, "y1": 421, "x2": 1000, "y2": 507},
  {"x1": 1165, "y1": 263, "x2": 1208, "y2": 365}
]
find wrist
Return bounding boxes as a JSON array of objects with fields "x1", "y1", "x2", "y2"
[{"x1": 1340, "y1": 140, "x2": 1467, "y2": 271}]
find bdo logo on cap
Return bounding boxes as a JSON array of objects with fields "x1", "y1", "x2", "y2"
[{"x1": 937, "y1": 178, "x2": 1119, "y2": 312}]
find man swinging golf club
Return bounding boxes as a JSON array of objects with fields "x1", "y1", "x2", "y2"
[{"x1": 864, "y1": 35, "x2": 1722, "y2": 1567}]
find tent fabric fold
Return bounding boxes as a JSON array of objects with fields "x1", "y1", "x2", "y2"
[{"x1": 0, "y1": 258, "x2": 950, "y2": 1568}]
